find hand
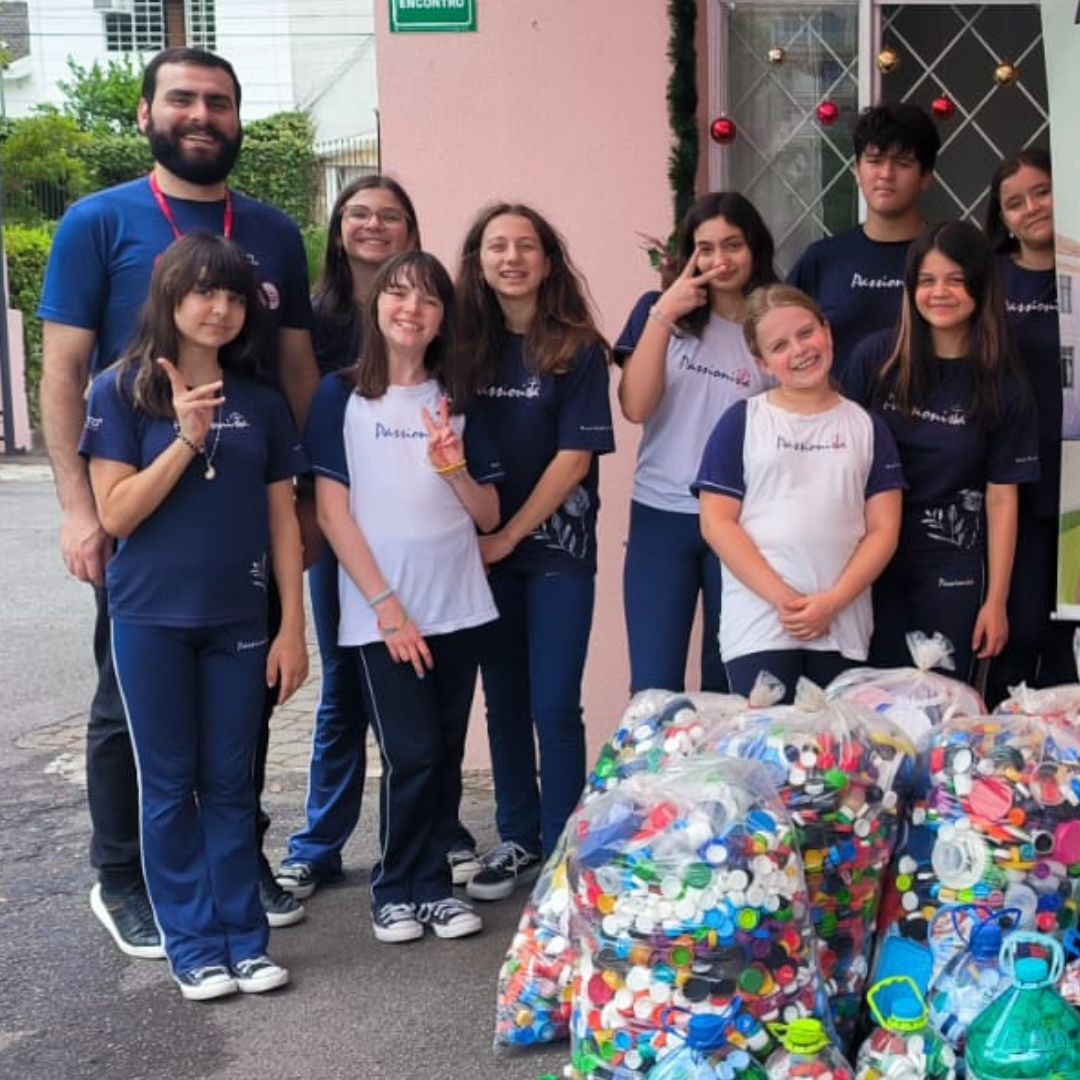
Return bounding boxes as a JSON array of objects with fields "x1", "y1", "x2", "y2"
[
  {"x1": 157, "y1": 357, "x2": 224, "y2": 448},
  {"x1": 636, "y1": 232, "x2": 678, "y2": 290},
  {"x1": 780, "y1": 592, "x2": 837, "y2": 640},
  {"x1": 651, "y1": 251, "x2": 729, "y2": 324},
  {"x1": 60, "y1": 500, "x2": 113, "y2": 585},
  {"x1": 972, "y1": 599, "x2": 1008, "y2": 659},
  {"x1": 295, "y1": 492, "x2": 324, "y2": 571},
  {"x1": 266, "y1": 623, "x2": 309, "y2": 705},
  {"x1": 479, "y1": 530, "x2": 516, "y2": 568},
  {"x1": 421, "y1": 397, "x2": 465, "y2": 473},
  {"x1": 376, "y1": 595, "x2": 433, "y2": 678}
]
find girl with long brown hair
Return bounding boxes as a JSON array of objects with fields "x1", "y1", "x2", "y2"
[
  {"x1": 455, "y1": 203, "x2": 614, "y2": 902},
  {"x1": 842, "y1": 220, "x2": 1038, "y2": 682}
]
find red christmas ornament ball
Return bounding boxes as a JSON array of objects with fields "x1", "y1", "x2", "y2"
[
  {"x1": 931, "y1": 95, "x2": 955, "y2": 120},
  {"x1": 710, "y1": 116, "x2": 737, "y2": 144},
  {"x1": 816, "y1": 100, "x2": 840, "y2": 125}
]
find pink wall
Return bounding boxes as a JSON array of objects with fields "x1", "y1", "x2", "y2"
[{"x1": 376, "y1": 1, "x2": 676, "y2": 766}]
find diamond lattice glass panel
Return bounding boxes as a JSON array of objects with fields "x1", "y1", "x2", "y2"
[
  {"x1": 726, "y1": 3, "x2": 860, "y2": 273},
  {"x1": 879, "y1": 4, "x2": 1048, "y2": 225}
]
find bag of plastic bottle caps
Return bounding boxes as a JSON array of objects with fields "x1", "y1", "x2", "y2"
[
  {"x1": 703, "y1": 679, "x2": 916, "y2": 1041},
  {"x1": 966, "y1": 932, "x2": 1080, "y2": 1080},
  {"x1": 877, "y1": 713, "x2": 1080, "y2": 954},
  {"x1": 826, "y1": 632, "x2": 984, "y2": 744},
  {"x1": 925, "y1": 904, "x2": 1016, "y2": 1050},
  {"x1": 992, "y1": 681, "x2": 1080, "y2": 725},
  {"x1": 495, "y1": 691, "x2": 752, "y2": 1050},
  {"x1": 1060, "y1": 927, "x2": 1080, "y2": 1006},
  {"x1": 565, "y1": 756, "x2": 825, "y2": 1079},
  {"x1": 648, "y1": 1006, "x2": 769, "y2": 1080},
  {"x1": 763, "y1": 1017, "x2": 854, "y2": 1079},
  {"x1": 854, "y1": 976, "x2": 958, "y2": 1080}
]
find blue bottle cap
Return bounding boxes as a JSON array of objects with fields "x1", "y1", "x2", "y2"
[
  {"x1": 891, "y1": 997, "x2": 923, "y2": 1023},
  {"x1": 970, "y1": 922, "x2": 1003, "y2": 961}
]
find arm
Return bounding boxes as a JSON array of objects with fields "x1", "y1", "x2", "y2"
[
  {"x1": 422, "y1": 398, "x2": 500, "y2": 532},
  {"x1": 88, "y1": 362, "x2": 223, "y2": 538},
  {"x1": 40, "y1": 322, "x2": 111, "y2": 584},
  {"x1": 972, "y1": 482, "x2": 1018, "y2": 658},
  {"x1": 444, "y1": 472, "x2": 499, "y2": 533},
  {"x1": 479, "y1": 449, "x2": 591, "y2": 566},
  {"x1": 277, "y1": 328, "x2": 320, "y2": 431},
  {"x1": 265, "y1": 478, "x2": 308, "y2": 704},
  {"x1": 699, "y1": 491, "x2": 802, "y2": 611},
  {"x1": 618, "y1": 258, "x2": 722, "y2": 423},
  {"x1": 315, "y1": 476, "x2": 433, "y2": 677},
  {"x1": 779, "y1": 489, "x2": 902, "y2": 639}
]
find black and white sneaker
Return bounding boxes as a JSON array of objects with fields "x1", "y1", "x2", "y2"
[
  {"x1": 447, "y1": 847, "x2": 482, "y2": 886},
  {"x1": 90, "y1": 881, "x2": 166, "y2": 960},
  {"x1": 259, "y1": 863, "x2": 306, "y2": 928},
  {"x1": 232, "y1": 955, "x2": 290, "y2": 994},
  {"x1": 174, "y1": 964, "x2": 237, "y2": 1002},
  {"x1": 371, "y1": 901, "x2": 424, "y2": 943},
  {"x1": 465, "y1": 841, "x2": 542, "y2": 902},
  {"x1": 417, "y1": 897, "x2": 483, "y2": 939},
  {"x1": 274, "y1": 860, "x2": 344, "y2": 900}
]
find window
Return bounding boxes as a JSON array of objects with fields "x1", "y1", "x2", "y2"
[
  {"x1": 1063, "y1": 345, "x2": 1074, "y2": 390},
  {"x1": 1060, "y1": 274, "x2": 1073, "y2": 316},
  {"x1": 185, "y1": 0, "x2": 215, "y2": 50},
  {"x1": 105, "y1": 0, "x2": 164, "y2": 53}
]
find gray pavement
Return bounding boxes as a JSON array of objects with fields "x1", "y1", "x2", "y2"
[{"x1": 0, "y1": 464, "x2": 568, "y2": 1080}]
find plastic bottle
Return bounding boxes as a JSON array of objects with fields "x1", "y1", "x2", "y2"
[
  {"x1": 965, "y1": 932, "x2": 1080, "y2": 1080},
  {"x1": 648, "y1": 1014, "x2": 768, "y2": 1080},
  {"x1": 927, "y1": 906, "x2": 1016, "y2": 1050},
  {"x1": 855, "y1": 976, "x2": 958, "y2": 1079},
  {"x1": 764, "y1": 1017, "x2": 855, "y2": 1079}
]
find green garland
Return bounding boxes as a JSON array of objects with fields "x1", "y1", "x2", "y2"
[{"x1": 667, "y1": 0, "x2": 699, "y2": 228}]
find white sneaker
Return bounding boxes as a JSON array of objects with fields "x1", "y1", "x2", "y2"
[
  {"x1": 175, "y1": 964, "x2": 238, "y2": 1001},
  {"x1": 447, "y1": 847, "x2": 482, "y2": 886},
  {"x1": 417, "y1": 897, "x2": 483, "y2": 939},
  {"x1": 232, "y1": 955, "x2": 290, "y2": 994},
  {"x1": 371, "y1": 901, "x2": 424, "y2": 943}
]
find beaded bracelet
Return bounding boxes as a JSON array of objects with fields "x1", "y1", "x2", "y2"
[{"x1": 176, "y1": 432, "x2": 202, "y2": 455}]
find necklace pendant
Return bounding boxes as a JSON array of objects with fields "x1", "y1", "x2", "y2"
[{"x1": 203, "y1": 464, "x2": 216, "y2": 481}]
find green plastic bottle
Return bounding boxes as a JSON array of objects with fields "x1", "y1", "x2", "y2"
[{"x1": 965, "y1": 932, "x2": 1080, "y2": 1080}]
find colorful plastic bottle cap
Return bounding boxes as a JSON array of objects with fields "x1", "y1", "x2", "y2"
[
  {"x1": 1056, "y1": 821, "x2": 1080, "y2": 864},
  {"x1": 968, "y1": 776, "x2": 1013, "y2": 821},
  {"x1": 931, "y1": 831, "x2": 987, "y2": 890}
]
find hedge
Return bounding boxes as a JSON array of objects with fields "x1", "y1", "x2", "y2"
[{"x1": 6, "y1": 223, "x2": 54, "y2": 427}]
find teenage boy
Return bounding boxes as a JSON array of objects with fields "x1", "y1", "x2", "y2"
[{"x1": 788, "y1": 101, "x2": 940, "y2": 376}]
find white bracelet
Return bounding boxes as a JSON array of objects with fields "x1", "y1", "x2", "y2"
[
  {"x1": 367, "y1": 587, "x2": 394, "y2": 607},
  {"x1": 648, "y1": 305, "x2": 684, "y2": 338}
]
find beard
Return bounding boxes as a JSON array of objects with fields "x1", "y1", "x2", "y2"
[{"x1": 146, "y1": 118, "x2": 243, "y2": 186}]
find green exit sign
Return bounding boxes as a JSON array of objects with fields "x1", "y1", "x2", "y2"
[{"x1": 389, "y1": 0, "x2": 477, "y2": 32}]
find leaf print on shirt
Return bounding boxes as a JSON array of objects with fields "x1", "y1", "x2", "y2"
[
  {"x1": 532, "y1": 484, "x2": 591, "y2": 561},
  {"x1": 920, "y1": 489, "x2": 984, "y2": 550}
]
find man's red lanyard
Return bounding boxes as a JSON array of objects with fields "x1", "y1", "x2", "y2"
[{"x1": 148, "y1": 171, "x2": 233, "y2": 240}]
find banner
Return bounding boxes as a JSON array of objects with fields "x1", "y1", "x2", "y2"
[{"x1": 1046, "y1": 0, "x2": 1080, "y2": 616}]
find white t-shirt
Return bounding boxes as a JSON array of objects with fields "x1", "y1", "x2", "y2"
[
  {"x1": 616, "y1": 296, "x2": 768, "y2": 514},
  {"x1": 693, "y1": 394, "x2": 904, "y2": 661},
  {"x1": 305, "y1": 375, "x2": 499, "y2": 647}
]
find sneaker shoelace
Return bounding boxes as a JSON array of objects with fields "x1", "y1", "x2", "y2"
[
  {"x1": 234, "y1": 956, "x2": 271, "y2": 978},
  {"x1": 189, "y1": 965, "x2": 229, "y2": 981},
  {"x1": 422, "y1": 898, "x2": 471, "y2": 921},
  {"x1": 481, "y1": 840, "x2": 531, "y2": 872},
  {"x1": 377, "y1": 902, "x2": 417, "y2": 925}
]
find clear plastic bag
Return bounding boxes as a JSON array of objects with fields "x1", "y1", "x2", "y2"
[
  {"x1": 826, "y1": 632, "x2": 984, "y2": 744},
  {"x1": 764, "y1": 1018, "x2": 855, "y2": 1079},
  {"x1": 495, "y1": 691, "x2": 751, "y2": 1049},
  {"x1": 703, "y1": 679, "x2": 916, "y2": 1042},
  {"x1": 855, "y1": 976, "x2": 958, "y2": 1080},
  {"x1": 647, "y1": 1009, "x2": 769, "y2": 1080},
  {"x1": 877, "y1": 714, "x2": 1080, "y2": 962},
  {"x1": 566, "y1": 757, "x2": 825, "y2": 1079},
  {"x1": 993, "y1": 681, "x2": 1080, "y2": 725}
]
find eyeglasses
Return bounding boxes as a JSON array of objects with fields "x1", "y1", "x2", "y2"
[{"x1": 342, "y1": 206, "x2": 408, "y2": 226}]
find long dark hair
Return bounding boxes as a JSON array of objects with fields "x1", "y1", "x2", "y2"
[
  {"x1": 876, "y1": 221, "x2": 1023, "y2": 428},
  {"x1": 350, "y1": 251, "x2": 473, "y2": 407},
  {"x1": 456, "y1": 202, "x2": 608, "y2": 382},
  {"x1": 985, "y1": 147, "x2": 1052, "y2": 256},
  {"x1": 314, "y1": 175, "x2": 421, "y2": 319},
  {"x1": 117, "y1": 233, "x2": 267, "y2": 418},
  {"x1": 676, "y1": 191, "x2": 779, "y2": 336}
]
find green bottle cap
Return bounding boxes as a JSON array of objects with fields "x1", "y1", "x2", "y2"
[{"x1": 781, "y1": 1018, "x2": 829, "y2": 1054}]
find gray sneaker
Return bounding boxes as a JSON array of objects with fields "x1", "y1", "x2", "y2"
[{"x1": 90, "y1": 882, "x2": 166, "y2": 960}]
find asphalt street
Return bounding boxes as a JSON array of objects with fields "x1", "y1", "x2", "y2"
[{"x1": 0, "y1": 464, "x2": 568, "y2": 1080}]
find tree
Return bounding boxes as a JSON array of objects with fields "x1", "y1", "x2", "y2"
[
  {"x1": 57, "y1": 56, "x2": 142, "y2": 135},
  {"x1": 1, "y1": 111, "x2": 90, "y2": 221}
]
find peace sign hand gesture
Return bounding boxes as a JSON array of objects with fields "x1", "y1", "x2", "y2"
[
  {"x1": 158, "y1": 357, "x2": 224, "y2": 449},
  {"x1": 421, "y1": 396, "x2": 465, "y2": 474},
  {"x1": 652, "y1": 251, "x2": 729, "y2": 324}
]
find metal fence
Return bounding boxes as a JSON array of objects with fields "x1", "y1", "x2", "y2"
[{"x1": 313, "y1": 134, "x2": 380, "y2": 226}]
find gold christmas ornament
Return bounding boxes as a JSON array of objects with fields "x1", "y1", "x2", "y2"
[
  {"x1": 994, "y1": 62, "x2": 1018, "y2": 87},
  {"x1": 767, "y1": 45, "x2": 786, "y2": 65},
  {"x1": 877, "y1": 47, "x2": 901, "y2": 74}
]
